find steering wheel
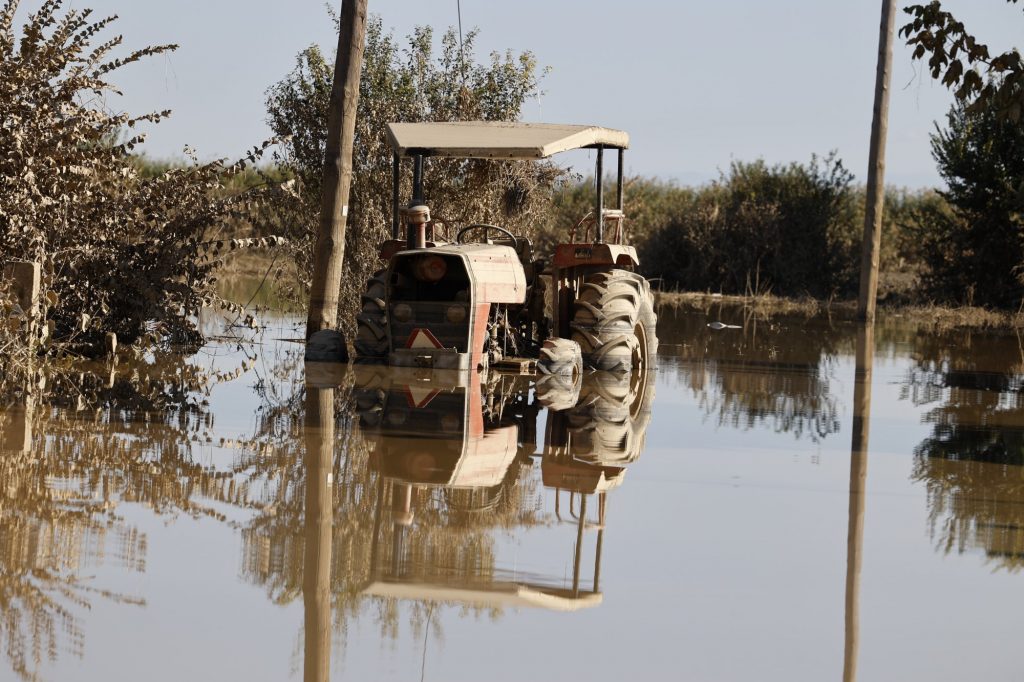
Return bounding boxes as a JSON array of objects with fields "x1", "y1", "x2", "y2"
[{"x1": 456, "y1": 223, "x2": 518, "y2": 250}]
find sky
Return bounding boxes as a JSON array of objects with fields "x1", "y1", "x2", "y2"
[{"x1": 24, "y1": 0, "x2": 1023, "y2": 188}]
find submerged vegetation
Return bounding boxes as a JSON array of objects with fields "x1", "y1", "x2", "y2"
[{"x1": 0, "y1": 0, "x2": 283, "y2": 388}]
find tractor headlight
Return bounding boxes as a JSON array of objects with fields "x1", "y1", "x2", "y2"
[
  {"x1": 441, "y1": 412, "x2": 461, "y2": 432},
  {"x1": 445, "y1": 304, "x2": 467, "y2": 323},
  {"x1": 412, "y1": 254, "x2": 447, "y2": 282},
  {"x1": 393, "y1": 303, "x2": 412, "y2": 322}
]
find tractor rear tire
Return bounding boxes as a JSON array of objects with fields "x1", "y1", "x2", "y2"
[
  {"x1": 564, "y1": 368, "x2": 656, "y2": 465},
  {"x1": 354, "y1": 271, "x2": 389, "y2": 360},
  {"x1": 570, "y1": 269, "x2": 657, "y2": 372},
  {"x1": 636, "y1": 275, "x2": 659, "y2": 365}
]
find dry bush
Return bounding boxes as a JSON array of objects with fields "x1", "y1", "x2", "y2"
[
  {"x1": 264, "y1": 16, "x2": 565, "y2": 335},
  {"x1": 0, "y1": 0, "x2": 281, "y2": 356}
]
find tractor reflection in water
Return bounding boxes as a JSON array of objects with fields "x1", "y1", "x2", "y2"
[{"x1": 352, "y1": 364, "x2": 654, "y2": 611}]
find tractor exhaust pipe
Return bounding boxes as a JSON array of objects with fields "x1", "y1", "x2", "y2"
[
  {"x1": 403, "y1": 204, "x2": 430, "y2": 250},
  {"x1": 595, "y1": 145, "x2": 604, "y2": 244}
]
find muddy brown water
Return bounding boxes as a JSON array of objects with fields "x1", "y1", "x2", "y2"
[{"x1": 3, "y1": 304, "x2": 1024, "y2": 681}]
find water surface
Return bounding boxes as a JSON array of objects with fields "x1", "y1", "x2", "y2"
[{"x1": 3, "y1": 304, "x2": 1024, "y2": 681}]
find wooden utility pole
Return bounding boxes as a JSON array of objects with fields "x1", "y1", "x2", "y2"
[
  {"x1": 306, "y1": 0, "x2": 368, "y2": 338},
  {"x1": 857, "y1": 0, "x2": 898, "y2": 322}
]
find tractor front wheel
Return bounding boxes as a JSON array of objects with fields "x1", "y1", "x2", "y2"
[{"x1": 354, "y1": 271, "x2": 389, "y2": 360}]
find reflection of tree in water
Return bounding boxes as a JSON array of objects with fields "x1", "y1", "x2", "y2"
[
  {"x1": 906, "y1": 330, "x2": 1024, "y2": 569},
  {"x1": 0, "y1": 447, "x2": 146, "y2": 681},
  {"x1": 0, "y1": 355, "x2": 254, "y2": 681},
  {"x1": 1, "y1": 344, "x2": 591, "y2": 680},
  {"x1": 658, "y1": 307, "x2": 844, "y2": 440}
]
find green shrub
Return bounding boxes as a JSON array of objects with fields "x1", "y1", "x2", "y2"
[
  {"x1": 532, "y1": 176, "x2": 696, "y2": 258},
  {"x1": 877, "y1": 187, "x2": 946, "y2": 275},
  {"x1": 639, "y1": 154, "x2": 859, "y2": 298}
]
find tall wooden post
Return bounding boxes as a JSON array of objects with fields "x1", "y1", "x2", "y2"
[
  {"x1": 857, "y1": 0, "x2": 897, "y2": 322},
  {"x1": 2, "y1": 260, "x2": 40, "y2": 453},
  {"x1": 0, "y1": 404, "x2": 32, "y2": 453},
  {"x1": 306, "y1": 0, "x2": 368, "y2": 338},
  {"x1": 4, "y1": 259, "x2": 41, "y2": 343}
]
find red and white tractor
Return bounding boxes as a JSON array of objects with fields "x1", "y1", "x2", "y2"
[{"x1": 353, "y1": 121, "x2": 658, "y2": 377}]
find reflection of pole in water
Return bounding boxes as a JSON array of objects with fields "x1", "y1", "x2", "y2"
[
  {"x1": 392, "y1": 482, "x2": 414, "y2": 577},
  {"x1": 564, "y1": 490, "x2": 607, "y2": 598},
  {"x1": 303, "y1": 387, "x2": 335, "y2": 682},
  {"x1": 572, "y1": 494, "x2": 587, "y2": 598},
  {"x1": 844, "y1": 325, "x2": 874, "y2": 682},
  {"x1": 593, "y1": 493, "x2": 606, "y2": 593}
]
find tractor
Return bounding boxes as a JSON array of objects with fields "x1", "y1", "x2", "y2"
[{"x1": 353, "y1": 121, "x2": 658, "y2": 376}]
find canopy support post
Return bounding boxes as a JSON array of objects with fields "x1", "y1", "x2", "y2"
[
  {"x1": 616, "y1": 148, "x2": 624, "y2": 212},
  {"x1": 391, "y1": 153, "x2": 401, "y2": 239},
  {"x1": 412, "y1": 154, "x2": 424, "y2": 204},
  {"x1": 595, "y1": 146, "x2": 604, "y2": 244},
  {"x1": 572, "y1": 493, "x2": 587, "y2": 598}
]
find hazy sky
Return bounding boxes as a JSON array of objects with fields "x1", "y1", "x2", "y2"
[{"x1": 26, "y1": 0, "x2": 1022, "y2": 187}]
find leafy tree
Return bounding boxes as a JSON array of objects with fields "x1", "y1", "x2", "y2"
[
  {"x1": 264, "y1": 16, "x2": 563, "y2": 334},
  {"x1": 0, "y1": 0, "x2": 278, "y2": 355},
  {"x1": 914, "y1": 82, "x2": 1024, "y2": 306},
  {"x1": 901, "y1": 0, "x2": 1023, "y2": 121}
]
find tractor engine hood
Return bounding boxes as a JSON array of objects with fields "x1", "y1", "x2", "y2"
[
  {"x1": 386, "y1": 244, "x2": 527, "y2": 370},
  {"x1": 393, "y1": 244, "x2": 527, "y2": 304}
]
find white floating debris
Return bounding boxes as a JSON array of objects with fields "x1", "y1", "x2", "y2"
[{"x1": 707, "y1": 321, "x2": 742, "y2": 330}]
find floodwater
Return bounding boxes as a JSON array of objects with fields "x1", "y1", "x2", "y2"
[{"x1": 4, "y1": 302, "x2": 1024, "y2": 681}]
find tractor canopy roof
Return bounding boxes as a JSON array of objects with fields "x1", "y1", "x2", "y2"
[{"x1": 385, "y1": 121, "x2": 629, "y2": 160}]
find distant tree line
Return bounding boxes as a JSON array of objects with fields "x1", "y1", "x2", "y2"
[{"x1": 257, "y1": 6, "x2": 1023, "y2": 310}]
